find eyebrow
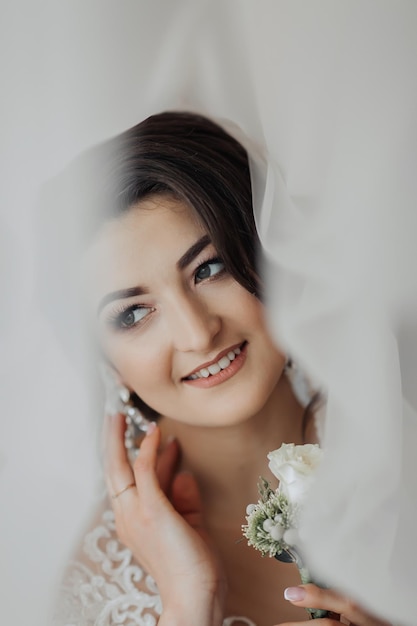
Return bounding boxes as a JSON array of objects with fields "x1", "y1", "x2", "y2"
[
  {"x1": 97, "y1": 286, "x2": 149, "y2": 316},
  {"x1": 177, "y1": 234, "x2": 211, "y2": 270},
  {"x1": 97, "y1": 234, "x2": 211, "y2": 315}
]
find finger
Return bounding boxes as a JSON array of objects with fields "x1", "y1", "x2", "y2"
[
  {"x1": 105, "y1": 413, "x2": 135, "y2": 496},
  {"x1": 284, "y1": 584, "x2": 391, "y2": 626},
  {"x1": 156, "y1": 436, "x2": 180, "y2": 494},
  {"x1": 132, "y1": 421, "x2": 163, "y2": 499},
  {"x1": 171, "y1": 471, "x2": 205, "y2": 533}
]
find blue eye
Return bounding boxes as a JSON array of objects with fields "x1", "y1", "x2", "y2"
[
  {"x1": 195, "y1": 258, "x2": 225, "y2": 283},
  {"x1": 113, "y1": 305, "x2": 154, "y2": 329}
]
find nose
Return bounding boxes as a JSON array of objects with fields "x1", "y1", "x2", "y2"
[{"x1": 165, "y1": 291, "x2": 221, "y2": 353}]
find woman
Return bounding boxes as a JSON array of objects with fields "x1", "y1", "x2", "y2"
[{"x1": 57, "y1": 112, "x2": 390, "y2": 626}]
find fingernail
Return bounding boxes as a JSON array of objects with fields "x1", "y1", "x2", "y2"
[
  {"x1": 284, "y1": 587, "x2": 306, "y2": 602},
  {"x1": 166, "y1": 434, "x2": 176, "y2": 445},
  {"x1": 145, "y1": 421, "x2": 157, "y2": 436}
]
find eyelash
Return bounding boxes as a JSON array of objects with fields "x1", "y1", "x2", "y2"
[
  {"x1": 105, "y1": 303, "x2": 155, "y2": 332},
  {"x1": 106, "y1": 255, "x2": 226, "y2": 332},
  {"x1": 194, "y1": 255, "x2": 226, "y2": 283}
]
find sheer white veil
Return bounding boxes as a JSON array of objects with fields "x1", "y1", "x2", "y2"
[{"x1": 1, "y1": 2, "x2": 417, "y2": 625}]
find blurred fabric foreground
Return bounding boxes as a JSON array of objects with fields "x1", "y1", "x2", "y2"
[{"x1": 1, "y1": 2, "x2": 416, "y2": 624}]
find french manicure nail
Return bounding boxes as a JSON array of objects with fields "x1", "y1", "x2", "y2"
[{"x1": 284, "y1": 587, "x2": 306, "y2": 602}]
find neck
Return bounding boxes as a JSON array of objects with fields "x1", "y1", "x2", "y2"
[{"x1": 159, "y1": 373, "x2": 306, "y2": 525}]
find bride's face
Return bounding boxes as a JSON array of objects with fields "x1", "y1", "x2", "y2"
[{"x1": 87, "y1": 195, "x2": 285, "y2": 427}]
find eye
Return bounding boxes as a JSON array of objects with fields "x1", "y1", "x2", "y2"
[
  {"x1": 195, "y1": 258, "x2": 225, "y2": 283},
  {"x1": 110, "y1": 305, "x2": 155, "y2": 330}
]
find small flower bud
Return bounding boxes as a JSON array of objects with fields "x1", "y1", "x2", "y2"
[
  {"x1": 283, "y1": 528, "x2": 299, "y2": 546},
  {"x1": 262, "y1": 519, "x2": 275, "y2": 532},
  {"x1": 270, "y1": 524, "x2": 284, "y2": 541}
]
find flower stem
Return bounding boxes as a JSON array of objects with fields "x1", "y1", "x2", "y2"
[
  {"x1": 298, "y1": 565, "x2": 328, "y2": 620},
  {"x1": 274, "y1": 551, "x2": 328, "y2": 620}
]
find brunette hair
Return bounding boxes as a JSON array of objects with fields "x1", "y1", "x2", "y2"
[{"x1": 101, "y1": 111, "x2": 261, "y2": 295}]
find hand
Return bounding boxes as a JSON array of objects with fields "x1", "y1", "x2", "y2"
[
  {"x1": 278, "y1": 584, "x2": 392, "y2": 625},
  {"x1": 104, "y1": 415, "x2": 226, "y2": 625}
]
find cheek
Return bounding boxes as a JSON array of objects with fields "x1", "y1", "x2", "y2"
[
  {"x1": 104, "y1": 337, "x2": 172, "y2": 399},
  {"x1": 233, "y1": 286, "x2": 265, "y2": 322},
  {"x1": 243, "y1": 298, "x2": 286, "y2": 375},
  {"x1": 239, "y1": 292, "x2": 278, "y2": 346}
]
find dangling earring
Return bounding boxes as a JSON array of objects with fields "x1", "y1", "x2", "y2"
[{"x1": 99, "y1": 362, "x2": 151, "y2": 457}]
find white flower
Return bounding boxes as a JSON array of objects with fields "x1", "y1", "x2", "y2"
[{"x1": 267, "y1": 443, "x2": 322, "y2": 506}]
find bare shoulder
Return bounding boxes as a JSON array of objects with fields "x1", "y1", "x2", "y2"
[{"x1": 53, "y1": 500, "x2": 162, "y2": 626}]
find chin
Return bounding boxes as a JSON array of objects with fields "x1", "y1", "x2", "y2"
[{"x1": 180, "y1": 385, "x2": 279, "y2": 428}]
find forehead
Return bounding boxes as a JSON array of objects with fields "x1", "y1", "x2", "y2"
[{"x1": 84, "y1": 196, "x2": 206, "y2": 301}]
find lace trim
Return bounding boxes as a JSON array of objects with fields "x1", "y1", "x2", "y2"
[
  {"x1": 55, "y1": 509, "x2": 161, "y2": 626},
  {"x1": 54, "y1": 509, "x2": 256, "y2": 626}
]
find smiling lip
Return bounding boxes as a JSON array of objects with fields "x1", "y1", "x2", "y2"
[{"x1": 182, "y1": 342, "x2": 247, "y2": 388}]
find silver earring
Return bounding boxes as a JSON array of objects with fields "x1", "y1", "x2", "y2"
[{"x1": 99, "y1": 363, "x2": 152, "y2": 457}]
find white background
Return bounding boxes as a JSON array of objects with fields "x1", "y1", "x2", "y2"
[{"x1": 1, "y1": 2, "x2": 417, "y2": 625}]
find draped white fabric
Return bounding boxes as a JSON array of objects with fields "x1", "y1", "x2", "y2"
[{"x1": 1, "y1": 2, "x2": 416, "y2": 625}]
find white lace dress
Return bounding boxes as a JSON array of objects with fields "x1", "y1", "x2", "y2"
[{"x1": 54, "y1": 508, "x2": 256, "y2": 626}]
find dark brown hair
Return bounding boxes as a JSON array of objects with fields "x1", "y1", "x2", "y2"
[{"x1": 101, "y1": 111, "x2": 261, "y2": 296}]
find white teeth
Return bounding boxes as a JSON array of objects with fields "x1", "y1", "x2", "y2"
[
  {"x1": 218, "y1": 356, "x2": 231, "y2": 369},
  {"x1": 186, "y1": 344, "x2": 244, "y2": 380}
]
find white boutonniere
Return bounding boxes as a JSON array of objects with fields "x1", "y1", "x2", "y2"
[{"x1": 242, "y1": 443, "x2": 327, "y2": 620}]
